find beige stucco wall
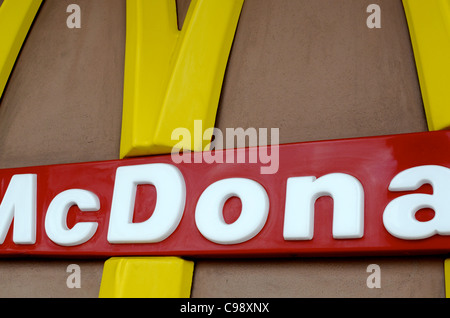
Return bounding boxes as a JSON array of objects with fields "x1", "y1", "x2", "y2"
[{"x1": 0, "y1": 0, "x2": 445, "y2": 297}]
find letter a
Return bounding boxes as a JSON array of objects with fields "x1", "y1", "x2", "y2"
[
  {"x1": 366, "y1": 264, "x2": 381, "y2": 288},
  {"x1": 66, "y1": 4, "x2": 81, "y2": 29},
  {"x1": 366, "y1": 4, "x2": 381, "y2": 29},
  {"x1": 383, "y1": 165, "x2": 450, "y2": 240},
  {"x1": 66, "y1": 264, "x2": 81, "y2": 289}
]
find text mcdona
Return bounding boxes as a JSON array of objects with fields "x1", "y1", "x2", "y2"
[{"x1": 0, "y1": 163, "x2": 448, "y2": 247}]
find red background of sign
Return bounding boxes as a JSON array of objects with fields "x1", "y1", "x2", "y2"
[{"x1": 0, "y1": 130, "x2": 449, "y2": 258}]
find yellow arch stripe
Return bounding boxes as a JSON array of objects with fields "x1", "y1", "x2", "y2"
[
  {"x1": 445, "y1": 259, "x2": 450, "y2": 297},
  {"x1": 120, "y1": 0, "x2": 244, "y2": 158},
  {"x1": 99, "y1": 257, "x2": 195, "y2": 298},
  {"x1": 104, "y1": 0, "x2": 244, "y2": 297},
  {"x1": 403, "y1": 0, "x2": 450, "y2": 131},
  {"x1": 0, "y1": 0, "x2": 42, "y2": 99}
]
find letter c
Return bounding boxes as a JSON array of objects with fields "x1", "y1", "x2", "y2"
[{"x1": 45, "y1": 189, "x2": 99, "y2": 246}]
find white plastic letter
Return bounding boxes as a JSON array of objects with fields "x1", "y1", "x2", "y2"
[
  {"x1": 283, "y1": 173, "x2": 364, "y2": 240},
  {"x1": 383, "y1": 165, "x2": 450, "y2": 240},
  {"x1": 107, "y1": 164, "x2": 186, "y2": 243},
  {"x1": 195, "y1": 178, "x2": 269, "y2": 244},
  {"x1": 0, "y1": 174, "x2": 36, "y2": 244},
  {"x1": 45, "y1": 189, "x2": 99, "y2": 246}
]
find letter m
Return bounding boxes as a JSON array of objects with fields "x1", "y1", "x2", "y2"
[{"x1": 0, "y1": 174, "x2": 37, "y2": 244}]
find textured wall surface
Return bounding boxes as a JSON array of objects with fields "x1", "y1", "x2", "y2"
[{"x1": 0, "y1": 0, "x2": 444, "y2": 298}]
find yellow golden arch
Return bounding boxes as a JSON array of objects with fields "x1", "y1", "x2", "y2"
[
  {"x1": 0, "y1": 0, "x2": 42, "y2": 99},
  {"x1": 2, "y1": 0, "x2": 450, "y2": 298},
  {"x1": 402, "y1": 0, "x2": 450, "y2": 131},
  {"x1": 0, "y1": 0, "x2": 243, "y2": 298}
]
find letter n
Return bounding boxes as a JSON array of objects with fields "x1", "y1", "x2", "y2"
[{"x1": 283, "y1": 173, "x2": 364, "y2": 240}]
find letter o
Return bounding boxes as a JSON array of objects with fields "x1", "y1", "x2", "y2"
[{"x1": 195, "y1": 178, "x2": 269, "y2": 244}]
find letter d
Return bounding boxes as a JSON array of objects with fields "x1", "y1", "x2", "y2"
[{"x1": 107, "y1": 163, "x2": 186, "y2": 243}]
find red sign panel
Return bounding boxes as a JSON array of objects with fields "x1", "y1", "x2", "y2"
[{"x1": 1, "y1": 130, "x2": 450, "y2": 258}]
